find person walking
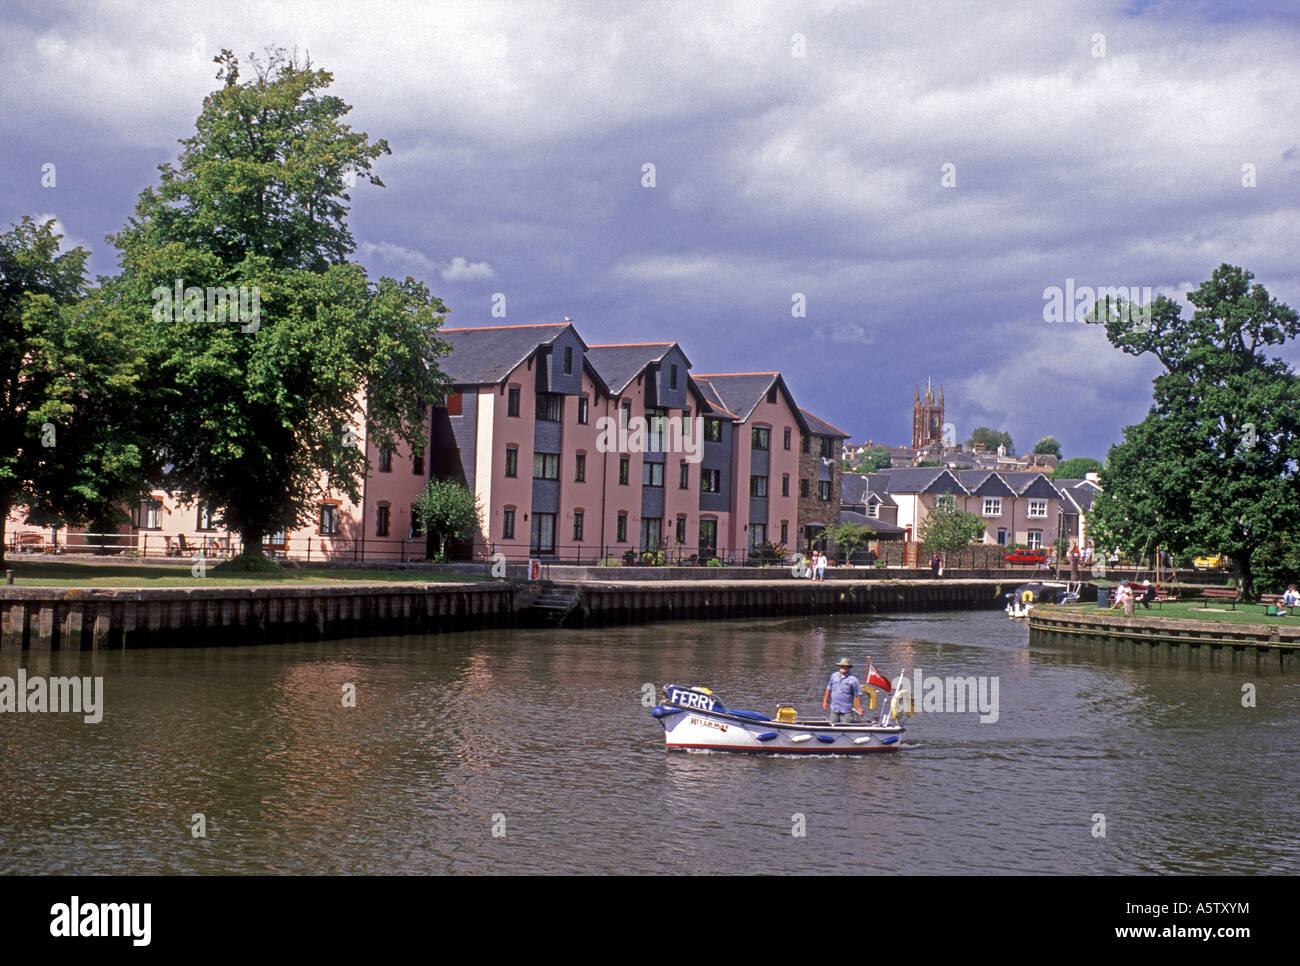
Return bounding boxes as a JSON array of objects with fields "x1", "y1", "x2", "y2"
[
  {"x1": 1069, "y1": 546, "x2": 1081, "y2": 582},
  {"x1": 930, "y1": 551, "x2": 942, "y2": 579},
  {"x1": 816, "y1": 550, "x2": 827, "y2": 582},
  {"x1": 822, "y1": 657, "x2": 864, "y2": 724}
]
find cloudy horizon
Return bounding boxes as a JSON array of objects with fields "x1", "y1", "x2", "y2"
[{"x1": 5, "y1": 0, "x2": 1299, "y2": 461}]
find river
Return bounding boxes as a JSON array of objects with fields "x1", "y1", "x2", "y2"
[{"x1": 2, "y1": 610, "x2": 1295, "y2": 875}]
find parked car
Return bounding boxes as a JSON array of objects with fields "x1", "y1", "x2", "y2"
[
  {"x1": 1193, "y1": 554, "x2": 1227, "y2": 570},
  {"x1": 1004, "y1": 548, "x2": 1049, "y2": 565}
]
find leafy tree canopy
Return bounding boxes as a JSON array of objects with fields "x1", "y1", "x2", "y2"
[
  {"x1": 1033, "y1": 436, "x2": 1062, "y2": 457},
  {"x1": 1053, "y1": 456, "x2": 1103, "y2": 480},
  {"x1": 415, "y1": 478, "x2": 483, "y2": 560},
  {"x1": 967, "y1": 426, "x2": 1014, "y2": 454},
  {"x1": 108, "y1": 48, "x2": 451, "y2": 555},
  {"x1": 919, "y1": 499, "x2": 986, "y2": 552},
  {"x1": 1087, "y1": 264, "x2": 1300, "y2": 597}
]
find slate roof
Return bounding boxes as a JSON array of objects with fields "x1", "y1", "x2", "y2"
[
  {"x1": 585, "y1": 342, "x2": 690, "y2": 396},
  {"x1": 1054, "y1": 479, "x2": 1099, "y2": 511},
  {"x1": 870, "y1": 467, "x2": 965, "y2": 494},
  {"x1": 841, "y1": 474, "x2": 897, "y2": 507},
  {"x1": 692, "y1": 372, "x2": 791, "y2": 423},
  {"x1": 799, "y1": 408, "x2": 850, "y2": 439},
  {"x1": 840, "y1": 510, "x2": 907, "y2": 534},
  {"x1": 437, "y1": 323, "x2": 577, "y2": 387},
  {"x1": 690, "y1": 377, "x2": 738, "y2": 419}
]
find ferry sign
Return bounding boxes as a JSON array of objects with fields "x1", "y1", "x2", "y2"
[{"x1": 665, "y1": 686, "x2": 718, "y2": 712}]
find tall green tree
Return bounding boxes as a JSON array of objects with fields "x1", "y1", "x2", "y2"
[
  {"x1": 1087, "y1": 265, "x2": 1300, "y2": 598},
  {"x1": 1052, "y1": 456, "x2": 1102, "y2": 480},
  {"x1": 110, "y1": 49, "x2": 451, "y2": 556},
  {"x1": 1033, "y1": 436, "x2": 1062, "y2": 457},
  {"x1": 967, "y1": 426, "x2": 1014, "y2": 454},
  {"x1": 0, "y1": 218, "x2": 150, "y2": 563}
]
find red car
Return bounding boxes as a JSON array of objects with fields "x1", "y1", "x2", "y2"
[{"x1": 1004, "y1": 548, "x2": 1049, "y2": 565}]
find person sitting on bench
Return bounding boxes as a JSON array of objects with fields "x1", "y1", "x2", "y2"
[{"x1": 1280, "y1": 584, "x2": 1300, "y2": 617}]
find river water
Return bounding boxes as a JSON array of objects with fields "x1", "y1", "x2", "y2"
[{"x1": 1, "y1": 610, "x2": 1295, "y2": 875}]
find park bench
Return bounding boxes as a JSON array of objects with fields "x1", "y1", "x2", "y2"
[
  {"x1": 1259, "y1": 593, "x2": 1293, "y2": 616},
  {"x1": 1200, "y1": 587, "x2": 1240, "y2": 611},
  {"x1": 12, "y1": 532, "x2": 44, "y2": 552}
]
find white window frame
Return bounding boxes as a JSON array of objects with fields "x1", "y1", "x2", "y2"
[
  {"x1": 1027, "y1": 499, "x2": 1048, "y2": 518},
  {"x1": 982, "y1": 497, "x2": 1002, "y2": 517},
  {"x1": 1027, "y1": 530, "x2": 1043, "y2": 549}
]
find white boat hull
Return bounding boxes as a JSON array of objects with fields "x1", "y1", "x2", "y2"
[{"x1": 656, "y1": 706, "x2": 904, "y2": 754}]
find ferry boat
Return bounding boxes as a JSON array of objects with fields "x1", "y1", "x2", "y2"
[{"x1": 651, "y1": 678, "x2": 911, "y2": 754}]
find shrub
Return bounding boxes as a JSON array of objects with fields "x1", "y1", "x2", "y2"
[
  {"x1": 213, "y1": 553, "x2": 282, "y2": 573},
  {"x1": 706, "y1": 557, "x2": 723, "y2": 567},
  {"x1": 597, "y1": 557, "x2": 621, "y2": 567}
]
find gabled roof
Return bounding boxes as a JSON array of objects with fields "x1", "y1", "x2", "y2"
[
  {"x1": 585, "y1": 342, "x2": 691, "y2": 396},
  {"x1": 954, "y1": 470, "x2": 1016, "y2": 497},
  {"x1": 691, "y1": 372, "x2": 797, "y2": 424},
  {"x1": 841, "y1": 474, "x2": 897, "y2": 507},
  {"x1": 689, "y1": 376, "x2": 738, "y2": 419},
  {"x1": 998, "y1": 471, "x2": 1061, "y2": 498},
  {"x1": 437, "y1": 323, "x2": 579, "y2": 386},
  {"x1": 872, "y1": 467, "x2": 966, "y2": 495},
  {"x1": 1054, "y1": 479, "x2": 1099, "y2": 512},
  {"x1": 840, "y1": 510, "x2": 907, "y2": 534},
  {"x1": 799, "y1": 408, "x2": 850, "y2": 439}
]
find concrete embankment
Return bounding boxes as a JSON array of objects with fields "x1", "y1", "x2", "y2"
[
  {"x1": 0, "y1": 578, "x2": 1007, "y2": 650},
  {"x1": 1028, "y1": 606, "x2": 1299, "y2": 665}
]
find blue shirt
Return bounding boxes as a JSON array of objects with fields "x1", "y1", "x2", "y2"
[{"x1": 826, "y1": 672, "x2": 861, "y2": 712}]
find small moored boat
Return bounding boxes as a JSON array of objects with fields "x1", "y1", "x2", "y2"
[
  {"x1": 1005, "y1": 581, "x2": 1079, "y2": 618},
  {"x1": 651, "y1": 677, "x2": 911, "y2": 754}
]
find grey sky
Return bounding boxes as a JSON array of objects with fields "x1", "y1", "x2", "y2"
[{"x1": 4, "y1": 0, "x2": 1299, "y2": 459}]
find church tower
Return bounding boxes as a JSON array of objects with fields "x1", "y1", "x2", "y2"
[{"x1": 912, "y1": 378, "x2": 945, "y2": 450}]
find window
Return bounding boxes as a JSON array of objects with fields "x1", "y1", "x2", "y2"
[
  {"x1": 573, "y1": 510, "x2": 584, "y2": 541},
  {"x1": 620, "y1": 400, "x2": 632, "y2": 428},
  {"x1": 617, "y1": 512, "x2": 628, "y2": 542},
  {"x1": 1028, "y1": 499, "x2": 1048, "y2": 518},
  {"x1": 784, "y1": 427, "x2": 791, "y2": 450},
  {"x1": 642, "y1": 462, "x2": 664, "y2": 487},
  {"x1": 701, "y1": 468, "x2": 721, "y2": 493},
  {"x1": 619, "y1": 457, "x2": 630, "y2": 485},
  {"x1": 750, "y1": 475, "x2": 768, "y2": 497},
  {"x1": 640, "y1": 518, "x2": 662, "y2": 551},
  {"x1": 752, "y1": 427, "x2": 770, "y2": 450},
  {"x1": 536, "y1": 392, "x2": 563, "y2": 422},
  {"x1": 503, "y1": 508, "x2": 516, "y2": 540},
  {"x1": 867, "y1": 502, "x2": 879, "y2": 519},
  {"x1": 319, "y1": 503, "x2": 339, "y2": 535},
  {"x1": 781, "y1": 521, "x2": 788, "y2": 544},
  {"x1": 446, "y1": 392, "x2": 462, "y2": 415},
  {"x1": 577, "y1": 396, "x2": 588, "y2": 424},
  {"x1": 533, "y1": 453, "x2": 559, "y2": 479},
  {"x1": 676, "y1": 515, "x2": 687, "y2": 544},
  {"x1": 531, "y1": 513, "x2": 556, "y2": 554},
  {"x1": 935, "y1": 493, "x2": 957, "y2": 511},
  {"x1": 982, "y1": 498, "x2": 1002, "y2": 517},
  {"x1": 699, "y1": 519, "x2": 717, "y2": 555},
  {"x1": 766, "y1": 386, "x2": 777, "y2": 404},
  {"x1": 379, "y1": 448, "x2": 393, "y2": 473},
  {"x1": 646, "y1": 409, "x2": 665, "y2": 451},
  {"x1": 143, "y1": 499, "x2": 162, "y2": 530},
  {"x1": 412, "y1": 449, "x2": 424, "y2": 474},
  {"x1": 705, "y1": 418, "x2": 722, "y2": 442},
  {"x1": 800, "y1": 478, "x2": 809, "y2": 498},
  {"x1": 679, "y1": 461, "x2": 689, "y2": 489},
  {"x1": 996, "y1": 528, "x2": 1007, "y2": 545},
  {"x1": 682, "y1": 408, "x2": 691, "y2": 436},
  {"x1": 505, "y1": 446, "x2": 518, "y2": 477},
  {"x1": 196, "y1": 502, "x2": 215, "y2": 531},
  {"x1": 818, "y1": 480, "x2": 831, "y2": 501},
  {"x1": 820, "y1": 438, "x2": 833, "y2": 458},
  {"x1": 507, "y1": 385, "x2": 520, "y2": 417},
  {"x1": 409, "y1": 505, "x2": 422, "y2": 538},
  {"x1": 781, "y1": 474, "x2": 790, "y2": 497},
  {"x1": 1027, "y1": 530, "x2": 1043, "y2": 549},
  {"x1": 564, "y1": 346, "x2": 573, "y2": 374},
  {"x1": 575, "y1": 452, "x2": 586, "y2": 482},
  {"x1": 670, "y1": 364, "x2": 678, "y2": 390},
  {"x1": 376, "y1": 503, "x2": 390, "y2": 537},
  {"x1": 750, "y1": 523, "x2": 767, "y2": 549}
]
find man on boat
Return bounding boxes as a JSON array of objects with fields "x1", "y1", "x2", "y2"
[{"x1": 823, "y1": 657, "x2": 864, "y2": 724}]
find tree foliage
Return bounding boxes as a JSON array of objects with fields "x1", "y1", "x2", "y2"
[
  {"x1": 414, "y1": 478, "x2": 482, "y2": 560},
  {"x1": 824, "y1": 521, "x2": 873, "y2": 562},
  {"x1": 1087, "y1": 264, "x2": 1300, "y2": 598},
  {"x1": 1033, "y1": 435, "x2": 1062, "y2": 457},
  {"x1": 109, "y1": 49, "x2": 451, "y2": 554},
  {"x1": 862, "y1": 445, "x2": 892, "y2": 471},
  {"x1": 919, "y1": 499, "x2": 987, "y2": 551},
  {"x1": 0, "y1": 218, "x2": 150, "y2": 562},
  {"x1": 967, "y1": 426, "x2": 1014, "y2": 454},
  {"x1": 1053, "y1": 456, "x2": 1102, "y2": 480}
]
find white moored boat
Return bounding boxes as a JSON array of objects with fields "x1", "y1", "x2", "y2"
[{"x1": 651, "y1": 677, "x2": 912, "y2": 754}]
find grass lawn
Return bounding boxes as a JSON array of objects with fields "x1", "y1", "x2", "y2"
[
  {"x1": 0, "y1": 559, "x2": 487, "y2": 588},
  {"x1": 1052, "y1": 599, "x2": 1299, "y2": 626}
]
